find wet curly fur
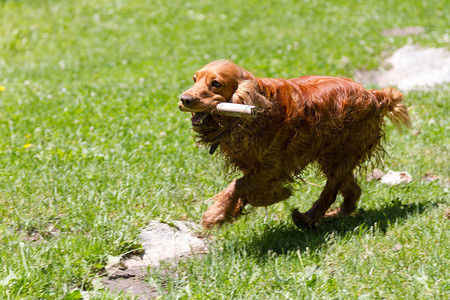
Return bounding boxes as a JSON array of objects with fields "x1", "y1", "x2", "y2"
[{"x1": 179, "y1": 60, "x2": 411, "y2": 229}]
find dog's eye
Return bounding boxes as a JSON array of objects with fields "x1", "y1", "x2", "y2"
[
  {"x1": 193, "y1": 76, "x2": 197, "y2": 83},
  {"x1": 211, "y1": 80, "x2": 221, "y2": 88}
]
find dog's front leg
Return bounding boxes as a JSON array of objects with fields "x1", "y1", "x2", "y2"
[{"x1": 201, "y1": 180, "x2": 245, "y2": 228}]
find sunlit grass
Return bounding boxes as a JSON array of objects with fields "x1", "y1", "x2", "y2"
[{"x1": 0, "y1": 0, "x2": 448, "y2": 298}]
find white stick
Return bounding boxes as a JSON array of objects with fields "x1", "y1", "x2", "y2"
[{"x1": 215, "y1": 103, "x2": 257, "y2": 118}]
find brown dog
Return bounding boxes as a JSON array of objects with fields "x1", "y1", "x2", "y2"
[{"x1": 179, "y1": 60, "x2": 410, "y2": 229}]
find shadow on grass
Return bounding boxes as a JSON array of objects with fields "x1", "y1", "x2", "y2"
[{"x1": 242, "y1": 200, "x2": 437, "y2": 258}]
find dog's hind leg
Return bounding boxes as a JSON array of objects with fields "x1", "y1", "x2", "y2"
[
  {"x1": 325, "y1": 176, "x2": 361, "y2": 218},
  {"x1": 244, "y1": 181, "x2": 292, "y2": 207},
  {"x1": 291, "y1": 177, "x2": 340, "y2": 229}
]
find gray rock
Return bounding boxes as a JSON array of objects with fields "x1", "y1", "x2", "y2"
[
  {"x1": 355, "y1": 45, "x2": 450, "y2": 91},
  {"x1": 102, "y1": 220, "x2": 208, "y2": 299},
  {"x1": 138, "y1": 220, "x2": 208, "y2": 268}
]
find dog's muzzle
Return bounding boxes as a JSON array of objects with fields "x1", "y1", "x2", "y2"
[{"x1": 180, "y1": 94, "x2": 195, "y2": 108}]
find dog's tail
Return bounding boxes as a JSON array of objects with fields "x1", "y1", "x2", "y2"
[{"x1": 371, "y1": 87, "x2": 412, "y2": 129}]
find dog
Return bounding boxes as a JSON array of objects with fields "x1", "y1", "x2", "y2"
[{"x1": 179, "y1": 60, "x2": 410, "y2": 229}]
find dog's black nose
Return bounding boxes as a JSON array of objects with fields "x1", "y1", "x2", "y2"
[{"x1": 180, "y1": 94, "x2": 195, "y2": 107}]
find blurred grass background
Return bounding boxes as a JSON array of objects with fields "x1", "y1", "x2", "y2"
[{"x1": 0, "y1": 0, "x2": 448, "y2": 298}]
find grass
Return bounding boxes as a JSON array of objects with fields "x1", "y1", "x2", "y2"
[{"x1": 0, "y1": 0, "x2": 449, "y2": 299}]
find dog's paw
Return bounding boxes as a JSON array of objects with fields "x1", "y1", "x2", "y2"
[
  {"x1": 324, "y1": 208, "x2": 342, "y2": 219},
  {"x1": 291, "y1": 209, "x2": 316, "y2": 229},
  {"x1": 201, "y1": 212, "x2": 227, "y2": 229},
  {"x1": 325, "y1": 205, "x2": 356, "y2": 219}
]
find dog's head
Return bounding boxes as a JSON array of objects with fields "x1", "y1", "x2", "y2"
[{"x1": 179, "y1": 60, "x2": 255, "y2": 126}]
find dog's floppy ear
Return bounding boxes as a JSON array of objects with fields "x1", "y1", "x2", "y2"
[{"x1": 231, "y1": 80, "x2": 272, "y2": 110}]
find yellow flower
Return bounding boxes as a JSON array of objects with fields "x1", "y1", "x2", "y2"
[
  {"x1": 23, "y1": 143, "x2": 32, "y2": 148},
  {"x1": 0, "y1": 86, "x2": 5, "y2": 92}
]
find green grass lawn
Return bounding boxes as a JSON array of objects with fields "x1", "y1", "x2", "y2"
[{"x1": 0, "y1": 0, "x2": 449, "y2": 299}]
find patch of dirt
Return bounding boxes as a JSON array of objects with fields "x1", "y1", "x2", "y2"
[
  {"x1": 382, "y1": 26, "x2": 425, "y2": 37},
  {"x1": 367, "y1": 169, "x2": 385, "y2": 181},
  {"x1": 367, "y1": 169, "x2": 412, "y2": 185},
  {"x1": 102, "y1": 277, "x2": 159, "y2": 300},
  {"x1": 355, "y1": 44, "x2": 450, "y2": 91},
  {"x1": 101, "y1": 220, "x2": 208, "y2": 299},
  {"x1": 21, "y1": 223, "x2": 60, "y2": 244},
  {"x1": 422, "y1": 173, "x2": 440, "y2": 183},
  {"x1": 369, "y1": 170, "x2": 449, "y2": 188},
  {"x1": 422, "y1": 173, "x2": 450, "y2": 188},
  {"x1": 391, "y1": 243, "x2": 403, "y2": 252},
  {"x1": 445, "y1": 208, "x2": 450, "y2": 219}
]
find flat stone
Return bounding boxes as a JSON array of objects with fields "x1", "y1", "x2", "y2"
[
  {"x1": 380, "y1": 170, "x2": 412, "y2": 185},
  {"x1": 102, "y1": 220, "x2": 208, "y2": 299},
  {"x1": 138, "y1": 220, "x2": 208, "y2": 268},
  {"x1": 355, "y1": 44, "x2": 450, "y2": 91}
]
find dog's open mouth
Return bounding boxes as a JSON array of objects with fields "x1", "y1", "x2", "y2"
[{"x1": 191, "y1": 112, "x2": 209, "y2": 125}]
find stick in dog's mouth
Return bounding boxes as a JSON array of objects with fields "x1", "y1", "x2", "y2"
[
  {"x1": 187, "y1": 103, "x2": 257, "y2": 125},
  {"x1": 215, "y1": 103, "x2": 257, "y2": 118}
]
